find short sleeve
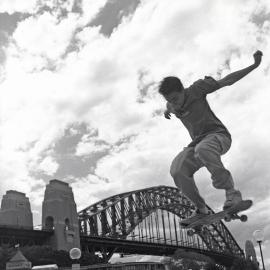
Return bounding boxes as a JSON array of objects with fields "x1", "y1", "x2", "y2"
[{"x1": 188, "y1": 76, "x2": 220, "y2": 97}]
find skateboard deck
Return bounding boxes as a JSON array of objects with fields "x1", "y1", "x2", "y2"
[
  {"x1": 180, "y1": 208, "x2": 213, "y2": 227},
  {"x1": 181, "y1": 200, "x2": 252, "y2": 235}
]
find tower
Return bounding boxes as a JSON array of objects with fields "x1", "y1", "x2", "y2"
[
  {"x1": 42, "y1": 179, "x2": 80, "y2": 251},
  {"x1": 0, "y1": 190, "x2": 33, "y2": 228},
  {"x1": 245, "y1": 240, "x2": 258, "y2": 264}
]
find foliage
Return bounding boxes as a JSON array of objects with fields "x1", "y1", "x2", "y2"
[
  {"x1": 0, "y1": 246, "x2": 15, "y2": 269},
  {"x1": 172, "y1": 249, "x2": 214, "y2": 264},
  {"x1": 79, "y1": 252, "x2": 103, "y2": 265},
  {"x1": 0, "y1": 245, "x2": 102, "y2": 267},
  {"x1": 169, "y1": 249, "x2": 224, "y2": 270},
  {"x1": 22, "y1": 245, "x2": 102, "y2": 266},
  {"x1": 168, "y1": 258, "x2": 201, "y2": 270},
  {"x1": 204, "y1": 263, "x2": 222, "y2": 270}
]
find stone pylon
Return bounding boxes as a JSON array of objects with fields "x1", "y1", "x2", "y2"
[
  {"x1": 42, "y1": 179, "x2": 80, "y2": 251},
  {"x1": 0, "y1": 190, "x2": 33, "y2": 228}
]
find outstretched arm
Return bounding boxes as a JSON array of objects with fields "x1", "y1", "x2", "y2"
[{"x1": 218, "y1": 50, "x2": 263, "y2": 88}]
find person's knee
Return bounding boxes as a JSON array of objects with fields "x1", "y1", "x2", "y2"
[
  {"x1": 170, "y1": 148, "x2": 198, "y2": 179},
  {"x1": 170, "y1": 159, "x2": 192, "y2": 179},
  {"x1": 194, "y1": 145, "x2": 209, "y2": 162},
  {"x1": 170, "y1": 168, "x2": 188, "y2": 191}
]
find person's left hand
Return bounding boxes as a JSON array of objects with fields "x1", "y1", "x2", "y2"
[{"x1": 253, "y1": 50, "x2": 263, "y2": 67}]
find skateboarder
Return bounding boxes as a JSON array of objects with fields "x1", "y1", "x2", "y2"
[{"x1": 158, "y1": 51, "x2": 263, "y2": 219}]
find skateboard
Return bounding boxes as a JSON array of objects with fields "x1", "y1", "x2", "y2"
[{"x1": 181, "y1": 200, "x2": 253, "y2": 236}]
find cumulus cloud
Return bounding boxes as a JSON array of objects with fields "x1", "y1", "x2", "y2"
[
  {"x1": 36, "y1": 156, "x2": 59, "y2": 175},
  {"x1": 80, "y1": 0, "x2": 107, "y2": 24},
  {"x1": 0, "y1": 0, "x2": 38, "y2": 14},
  {"x1": 12, "y1": 11, "x2": 79, "y2": 64},
  {"x1": 75, "y1": 138, "x2": 111, "y2": 156}
]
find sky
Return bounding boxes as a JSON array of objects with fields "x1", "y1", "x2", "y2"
[{"x1": 0, "y1": 0, "x2": 269, "y2": 266}]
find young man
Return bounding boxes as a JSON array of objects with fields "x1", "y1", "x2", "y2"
[{"x1": 159, "y1": 50, "x2": 263, "y2": 218}]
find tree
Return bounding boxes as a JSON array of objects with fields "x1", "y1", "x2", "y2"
[
  {"x1": 1, "y1": 245, "x2": 110, "y2": 267},
  {"x1": 204, "y1": 263, "x2": 222, "y2": 270},
  {"x1": 79, "y1": 252, "x2": 103, "y2": 265},
  {"x1": 20, "y1": 245, "x2": 102, "y2": 267},
  {"x1": 0, "y1": 246, "x2": 17, "y2": 269},
  {"x1": 168, "y1": 249, "x2": 226, "y2": 270}
]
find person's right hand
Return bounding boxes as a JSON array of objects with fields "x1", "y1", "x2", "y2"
[
  {"x1": 253, "y1": 50, "x2": 263, "y2": 67},
  {"x1": 164, "y1": 110, "x2": 171, "y2": 119}
]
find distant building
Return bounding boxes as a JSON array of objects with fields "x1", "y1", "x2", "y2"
[
  {"x1": 32, "y1": 264, "x2": 58, "y2": 270},
  {"x1": 76, "y1": 262, "x2": 168, "y2": 270}
]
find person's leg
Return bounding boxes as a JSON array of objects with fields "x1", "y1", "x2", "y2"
[
  {"x1": 170, "y1": 147, "x2": 206, "y2": 211},
  {"x1": 194, "y1": 133, "x2": 242, "y2": 208}
]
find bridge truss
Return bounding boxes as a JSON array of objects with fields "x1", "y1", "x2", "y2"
[{"x1": 78, "y1": 186, "x2": 244, "y2": 266}]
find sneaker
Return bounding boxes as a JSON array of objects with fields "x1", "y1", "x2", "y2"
[
  {"x1": 223, "y1": 189, "x2": 242, "y2": 210},
  {"x1": 180, "y1": 207, "x2": 211, "y2": 225}
]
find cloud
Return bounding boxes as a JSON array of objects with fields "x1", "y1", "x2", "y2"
[
  {"x1": 75, "y1": 137, "x2": 111, "y2": 156},
  {"x1": 36, "y1": 156, "x2": 59, "y2": 176},
  {"x1": 0, "y1": 0, "x2": 38, "y2": 14},
  {"x1": 80, "y1": 0, "x2": 107, "y2": 24},
  {"x1": 13, "y1": 11, "x2": 79, "y2": 61},
  {"x1": 89, "y1": 0, "x2": 140, "y2": 36}
]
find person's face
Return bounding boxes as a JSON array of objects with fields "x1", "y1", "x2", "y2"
[{"x1": 164, "y1": 91, "x2": 185, "y2": 107}]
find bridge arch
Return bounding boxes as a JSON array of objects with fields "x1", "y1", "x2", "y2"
[{"x1": 78, "y1": 186, "x2": 244, "y2": 265}]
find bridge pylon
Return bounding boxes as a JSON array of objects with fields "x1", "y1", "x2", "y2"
[
  {"x1": 0, "y1": 190, "x2": 33, "y2": 228},
  {"x1": 42, "y1": 179, "x2": 80, "y2": 251}
]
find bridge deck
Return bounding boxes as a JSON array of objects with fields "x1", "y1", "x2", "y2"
[
  {"x1": 81, "y1": 235, "x2": 238, "y2": 267},
  {"x1": 0, "y1": 225, "x2": 53, "y2": 246}
]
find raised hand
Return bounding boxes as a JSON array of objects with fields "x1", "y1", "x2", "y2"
[{"x1": 253, "y1": 50, "x2": 263, "y2": 67}]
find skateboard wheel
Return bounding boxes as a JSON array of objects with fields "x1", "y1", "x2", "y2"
[
  {"x1": 240, "y1": 215, "x2": 248, "y2": 222},
  {"x1": 187, "y1": 229, "x2": 195, "y2": 236},
  {"x1": 224, "y1": 215, "x2": 231, "y2": 222}
]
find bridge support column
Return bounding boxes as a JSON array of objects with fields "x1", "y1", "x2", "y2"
[
  {"x1": 0, "y1": 190, "x2": 33, "y2": 228},
  {"x1": 42, "y1": 179, "x2": 80, "y2": 251}
]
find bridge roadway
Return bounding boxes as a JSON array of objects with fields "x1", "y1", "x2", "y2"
[
  {"x1": 0, "y1": 226, "x2": 240, "y2": 267},
  {"x1": 80, "y1": 235, "x2": 239, "y2": 267}
]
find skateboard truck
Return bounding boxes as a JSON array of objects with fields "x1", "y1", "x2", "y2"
[{"x1": 224, "y1": 213, "x2": 248, "y2": 222}]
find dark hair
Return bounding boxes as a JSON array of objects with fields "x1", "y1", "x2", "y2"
[{"x1": 158, "y1": 76, "x2": 184, "y2": 96}]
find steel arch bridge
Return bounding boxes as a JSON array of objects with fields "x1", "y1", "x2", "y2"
[{"x1": 78, "y1": 186, "x2": 244, "y2": 267}]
